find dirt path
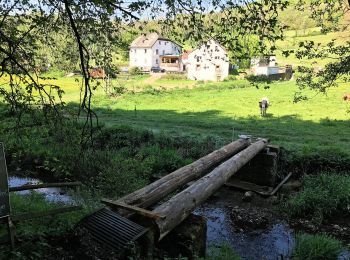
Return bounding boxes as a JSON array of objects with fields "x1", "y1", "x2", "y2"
[{"x1": 144, "y1": 72, "x2": 163, "y2": 84}]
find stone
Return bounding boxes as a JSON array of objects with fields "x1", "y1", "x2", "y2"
[
  {"x1": 158, "y1": 214, "x2": 207, "y2": 259},
  {"x1": 233, "y1": 148, "x2": 279, "y2": 187},
  {"x1": 242, "y1": 191, "x2": 254, "y2": 202}
]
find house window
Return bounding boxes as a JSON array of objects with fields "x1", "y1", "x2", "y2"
[
  {"x1": 156, "y1": 59, "x2": 158, "y2": 64},
  {"x1": 162, "y1": 50, "x2": 165, "y2": 55},
  {"x1": 196, "y1": 64, "x2": 201, "y2": 71},
  {"x1": 156, "y1": 49, "x2": 159, "y2": 55},
  {"x1": 159, "y1": 41, "x2": 161, "y2": 45},
  {"x1": 165, "y1": 42, "x2": 167, "y2": 45},
  {"x1": 144, "y1": 49, "x2": 147, "y2": 53}
]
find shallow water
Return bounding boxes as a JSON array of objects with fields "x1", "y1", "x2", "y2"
[
  {"x1": 195, "y1": 205, "x2": 294, "y2": 260},
  {"x1": 8, "y1": 176, "x2": 72, "y2": 203}
]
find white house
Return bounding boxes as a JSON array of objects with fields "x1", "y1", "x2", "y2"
[
  {"x1": 186, "y1": 40, "x2": 229, "y2": 81},
  {"x1": 251, "y1": 55, "x2": 280, "y2": 76},
  {"x1": 129, "y1": 33, "x2": 182, "y2": 71}
]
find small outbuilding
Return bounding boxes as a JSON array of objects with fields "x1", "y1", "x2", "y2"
[
  {"x1": 186, "y1": 40, "x2": 229, "y2": 81},
  {"x1": 251, "y1": 55, "x2": 280, "y2": 76}
]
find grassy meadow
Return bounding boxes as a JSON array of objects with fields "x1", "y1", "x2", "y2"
[{"x1": 39, "y1": 75, "x2": 350, "y2": 160}]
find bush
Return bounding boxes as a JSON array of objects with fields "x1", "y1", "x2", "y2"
[
  {"x1": 129, "y1": 66, "x2": 142, "y2": 75},
  {"x1": 245, "y1": 74, "x2": 271, "y2": 84},
  {"x1": 112, "y1": 85, "x2": 127, "y2": 95},
  {"x1": 293, "y1": 233, "x2": 343, "y2": 260},
  {"x1": 282, "y1": 173, "x2": 350, "y2": 222},
  {"x1": 223, "y1": 75, "x2": 236, "y2": 82}
]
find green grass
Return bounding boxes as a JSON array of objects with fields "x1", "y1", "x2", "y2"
[
  {"x1": 293, "y1": 233, "x2": 343, "y2": 260},
  {"x1": 206, "y1": 244, "x2": 241, "y2": 260},
  {"x1": 276, "y1": 28, "x2": 349, "y2": 67},
  {"x1": 283, "y1": 173, "x2": 350, "y2": 222},
  {"x1": 89, "y1": 79, "x2": 350, "y2": 160},
  {"x1": 6, "y1": 74, "x2": 349, "y2": 161}
]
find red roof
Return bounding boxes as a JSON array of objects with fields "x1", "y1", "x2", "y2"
[{"x1": 181, "y1": 50, "x2": 193, "y2": 60}]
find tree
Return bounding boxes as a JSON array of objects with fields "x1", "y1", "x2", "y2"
[
  {"x1": 286, "y1": 0, "x2": 350, "y2": 102},
  {"x1": 0, "y1": 0, "x2": 288, "y2": 143}
]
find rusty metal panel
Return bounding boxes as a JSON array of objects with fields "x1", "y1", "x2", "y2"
[
  {"x1": 0, "y1": 143, "x2": 10, "y2": 219},
  {"x1": 78, "y1": 208, "x2": 148, "y2": 250}
]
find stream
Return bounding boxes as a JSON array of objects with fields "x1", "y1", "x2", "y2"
[
  {"x1": 8, "y1": 176, "x2": 350, "y2": 259},
  {"x1": 195, "y1": 204, "x2": 294, "y2": 260},
  {"x1": 194, "y1": 187, "x2": 350, "y2": 260},
  {"x1": 8, "y1": 176, "x2": 73, "y2": 204}
]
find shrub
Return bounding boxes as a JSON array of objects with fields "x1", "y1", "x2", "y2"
[
  {"x1": 292, "y1": 233, "x2": 343, "y2": 260},
  {"x1": 223, "y1": 75, "x2": 236, "y2": 82},
  {"x1": 245, "y1": 74, "x2": 271, "y2": 84},
  {"x1": 282, "y1": 173, "x2": 350, "y2": 222},
  {"x1": 129, "y1": 66, "x2": 142, "y2": 75},
  {"x1": 112, "y1": 85, "x2": 127, "y2": 95}
]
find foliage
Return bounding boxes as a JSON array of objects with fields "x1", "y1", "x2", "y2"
[
  {"x1": 282, "y1": 173, "x2": 350, "y2": 222},
  {"x1": 129, "y1": 66, "x2": 142, "y2": 75},
  {"x1": 292, "y1": 233, "x2": 343, "y2": 260},
  {"x1": 282, "y1": 0, "x2": 350, "y2": 101},
  {"x1": 0, "y1": 191, "x2": 99, "y2": 259},
  {"x1": 206, "y1": 244, "x2": 241, "y2": 260},
  {"x1": 223, "y1": 75, "x2": 237, "y2": 82},
  {"x1": 245, "y1": 75, "x2": 272, "y2": 89}
]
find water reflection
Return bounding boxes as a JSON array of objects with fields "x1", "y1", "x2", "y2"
[{"x1": 8, "y1": 176, "x2": 72, "y2": 203}]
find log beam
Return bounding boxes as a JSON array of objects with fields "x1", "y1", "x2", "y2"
[
  {"x1": 116, "y1": 138, "x2": 250, "y2": 210},
  {"x1": 152, "y1": 139, "x2": 268, "y2": 240}
]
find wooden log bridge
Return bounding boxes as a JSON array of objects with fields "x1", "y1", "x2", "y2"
[
  {"x1": 101, "y1": 138, "x2": 269, "y2": 243},
  {"x1": 152, "y1": 139, "x2": 268, "y2": 240},
  {"x1": 116, "y1": 138, "x2": 250, "y2": 210}
]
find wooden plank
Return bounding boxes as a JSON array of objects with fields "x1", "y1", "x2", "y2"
[
  {"x1": 225, "y1": 179, "x2": 273, "y2": 196},
  {"x1": 11, "y1": 206, "x2": 82, "y2": 221},
  {"x1": 101, "y1": 199, "x2": 165, "y2": 220},
  {"x1": 9, "y1": 182, "x2": 82, "y2": 192}
]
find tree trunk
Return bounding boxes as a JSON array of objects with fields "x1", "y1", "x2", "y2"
[
  {"x1": 117, "y1": 138, "x2": 250, "y2": 209},
  {"x1": 152, "y1": 139, "x2": 268, "y2": 240}
]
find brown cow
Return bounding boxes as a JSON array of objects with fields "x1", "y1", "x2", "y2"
[{"x1": 343, "y1": 94, "x2": 350, "y2": 101}]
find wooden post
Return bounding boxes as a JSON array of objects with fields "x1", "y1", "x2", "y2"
[
  {"x1": 7, "y1": 216, "x2": 15, "y2": 249},
  {"x1": 152, "y1": 139, "x2": 268, "y2": 240},
  {"x1": 116, "y1": 138, "x2": 250, "y2": 210}
]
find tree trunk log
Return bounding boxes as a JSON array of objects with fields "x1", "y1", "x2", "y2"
[
  {"x1": 117, "y1": 138, "x2": 250, "y2": 209},
  {"x1": 152, "y1": 139, "x2": 268, "y2": 240}
]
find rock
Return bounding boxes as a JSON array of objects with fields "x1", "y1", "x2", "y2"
[
  {"x1": 242, "y1": 191, "x2": 254, "y2": 202},
  {"x1": 230, "y1": 207, "x2": 271, "y2": 230}
]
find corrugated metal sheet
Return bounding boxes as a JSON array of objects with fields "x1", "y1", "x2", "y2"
[{"x1": 78, "y1": 208, "x2": 148, "y2": 250}]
